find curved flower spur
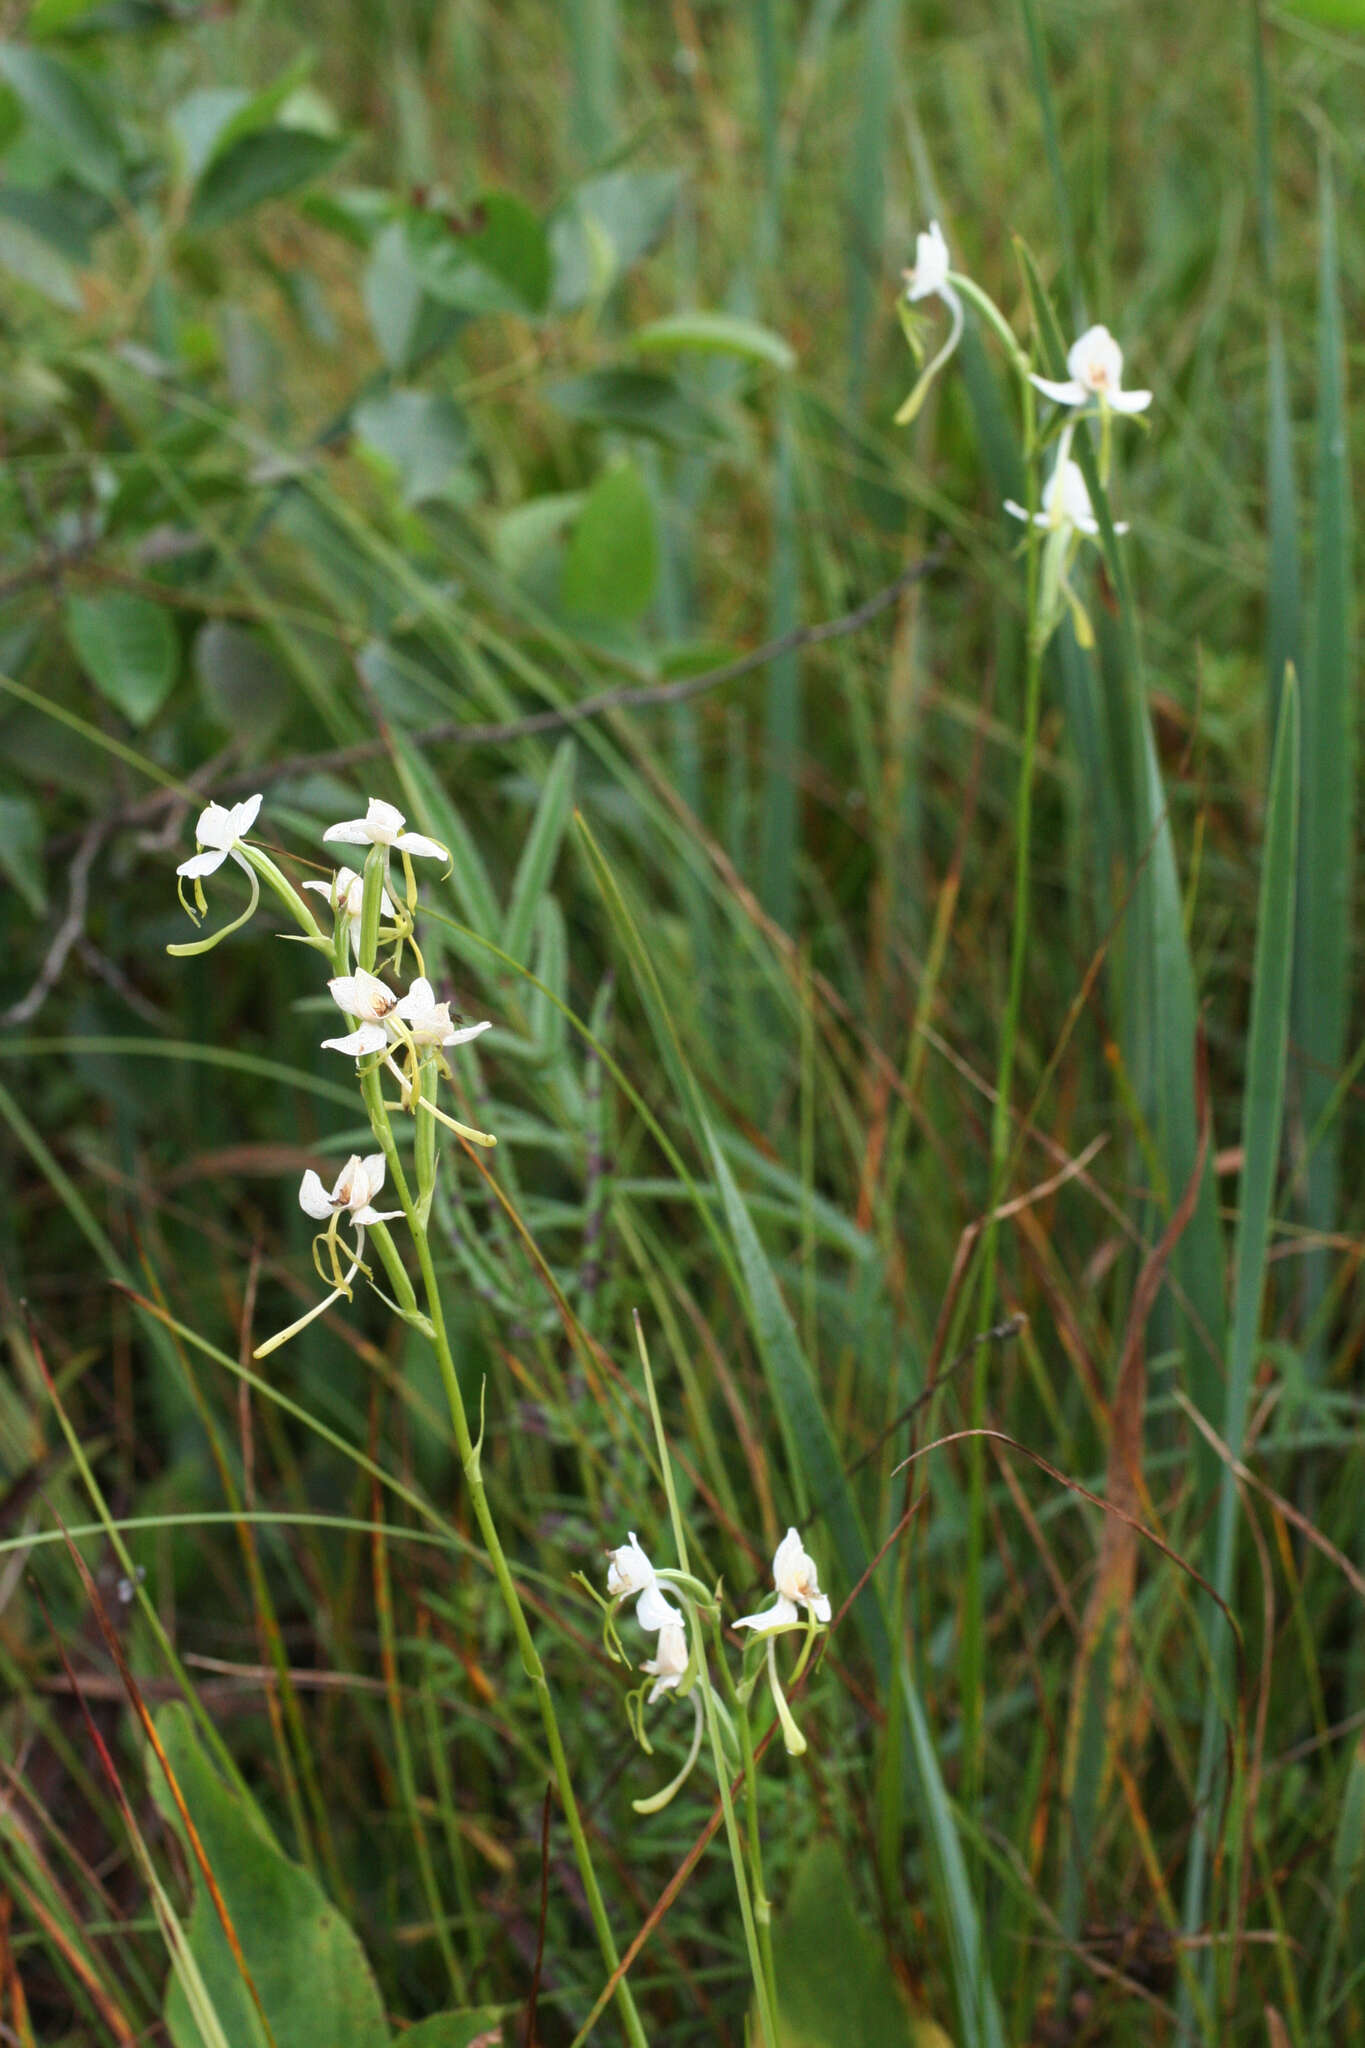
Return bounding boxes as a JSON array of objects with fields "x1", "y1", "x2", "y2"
[{"x1": 255, "y1": 1152, "x2": 402, "y2": 1359}]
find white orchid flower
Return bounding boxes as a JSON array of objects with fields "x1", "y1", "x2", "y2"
[
  {"x1": 605, "y1": 1533, "x2": 682, "y2": 1632},
  {"x1": 1004, "y1": 452, "x2": 1128, "y2": 539},
  {"x1": 896, "y1": 219, "x2": 964, "y2": 426},
  {"x1": 1030, "y1": 323, "x2": 1151, "y2": 415},
  {"x1": 176, "y1": 794, "x2": 263, "y2": 884},
  {"x1": 322, "y1": 970, "x2": 497, "y2": 1148},
  {"x1": 321, "y1": 968, "x2": 403, "y2": 1059},
  {"x1": 297, "y1": 1152, "x2": 401, "y2": 1229},
  {"x1": 607, "y1": 1533, "x2": 656, "y2": 1601},
  {"x1": 395, "y1": 977, "x2": 493, "y2": 1053},
  {"x1": 905, "y1": 219, "x2": 951, "y2": 303},
  {"x1": 302, "y1": 866, "x2": 397, "y2": 954},
  {"x1": 323, "y1": 797, "x2": 447, "y2": 863},
  {"x1": 255, "y1": 1152, "x2": 402, "y2": 1360},
  {"x1": 172, "y1": 793, "x2": 268, "y2": 949},
  {"x1": 734, "y1": 1526, "x2": 832, "y2": 1635},
  {"x1": 640, "y1": 1617, "x2": 689, "y2": 1704}
]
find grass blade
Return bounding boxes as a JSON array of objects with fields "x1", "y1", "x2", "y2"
[
  {"x1": 1293, "y1": 151, "x2": 1353, "y2": 1380},
  {"x1": 844, "y1": 0, "x2": 898, "y2": 411},
  {"x1": 758, "y1": 396, "x2": 800, "y2": 935},
  {"x1": 1180, "y1": 672, "x2": 1300, "y2": 2034}
]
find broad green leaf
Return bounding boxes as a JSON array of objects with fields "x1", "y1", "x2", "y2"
[
  {"x1": 0, "y1": 213, "x2": 80, "y2": 305},
  {"x1": 189, "y1": 126, "x2": 348, "y2": 231},
  {"x1": 0, "y1": 42, "x2": 122, "y2": 196},
  {"x1": 352, "y1": 388, "x2": 474, "y2": 506},
  {"x1": 560, "y1": 459, "x2": 658, "y2": 623},
  {"x1": 363, "y1": 218, "x2": 426, "y2": 369},
  {"x1": 503, "y1": 738, "x2": 575, "y2": 965},
  {"x1": 194, "y1": 620, "x2": 290, "y2": 751},
  {"x1": 0, "y1": 793, "x2": 46, "y2": 914},
  {"x1": 404, "y1": 193, "x2": 550, "y2": 316},
  {"x1": 633, "y1": 311, "x2": 796, "y2": 371},
  {"x1": 493, "y1": 492, "x2": 583, "y2": 583},
  {"x1": 171, "y1": 58, "x2": 313, "y2": 181},
  {"x1": 0, "y1": 181, "x2": 99, "y2": 262},
  {"x1": 773, "y1": 1840, "x2": 925, "y2": 2045},
  {"x1": 152, "y1": 1702, "x2": 389, "y2": 2048},
  {"x1": 169, "y1": 87, "x2": 250, "y2": 179},
  {"x1": 546, "y1": 367, "x2": 722, "y2": 445},
  {"x1": 64, "y1": 591, "x2": 178, "y2": 726},
  {"x1": 400, "y1": 2015, "x2": 503, "y2": 2048},
  {"x1": 549, "y1": 168, "x2": 680, "y2": 308}
]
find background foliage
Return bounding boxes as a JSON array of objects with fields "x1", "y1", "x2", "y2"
[{"x1": 0, "y1": 0, "x2": 1361, "y2": 2043}]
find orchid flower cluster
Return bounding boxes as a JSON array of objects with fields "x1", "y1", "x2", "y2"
[
  {"x1": 171, "y1": 789, "x2": 495, "y2": 1359},
  {"x1": 594, "y1": 1523, "x2": 832, "y2": 1814},
  {"x1": 898, "y1": 220, "x2": 1151, "y2": 648}
]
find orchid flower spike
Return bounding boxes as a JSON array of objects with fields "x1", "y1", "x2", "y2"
[
  {"x1": 1030, "y1": 323, "x2": 1151, "y2": 416},
  {"x1": 255, "y1": 1153, "x2": 401, "y2": 1360},
  {"x1": 302, "y1": 866, "x2": 396, "y2": 954},
  {"x1": 895, "y1": 220, "x2": 964, "y2": 426},
  {"x1": 1004, "y1": 452, "x2": 1128, "y2": 540},
  {"x1": 734, "y1": 1526, "x2": 832, "y2": 1636},
  {"x1": 323, "y1": 797, "x2": 447, "y2": 863},
  {"x1": 606, "y1": 1534, "x2": 682, "y2": 1632},
  {"x1": 640, "y1": 1617, "x2": 689, "y2": 1704}
]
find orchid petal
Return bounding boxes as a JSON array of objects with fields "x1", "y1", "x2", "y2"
[
  {"x1": 636, "y1": 1582, "x2": 683, "y2": 1633},
  {"x1": 298, "y1": 1170, "x2": 335, "y2": 1219},
  {"x1": 323, "y1": 818, "x2": 374, "y2": 845},
  {"x1": 394, "y1": 830, "x2": 448, "y2": 861},
  {"x1": 329, "y1": 969, "x2": 398, "y2": 1021},
  {"x1": 227, "y1": 794, "x2": 263, "y2": 838},
  {"x1": 1028, "y1": 373, "x2": 1086, "y2": 406},
  {"x1": 176, "y1": 847, "x2": 228, "y2": 879},
  {"x1": 607, "y1": 1533, "x2": 655, "y2": 1599},
  {"x1": 395, "y1": 977, "x2": 437, "y2": 1019},
  {"x1": 733, "y1": 1596, "x2": 801, "y2": 1635},
  {"x1": 365, "y1": 799, "x2": 406, "y2": 840},
  {"x1": 192, "y1": 802, "x2": 238, "y2": 850},
  {"x1": 1110, "y1": 388, "x2": 1152, "y2": 415},
  {"x1": 322, "y1": 1023, "x2": 389, "y2": 1056}
]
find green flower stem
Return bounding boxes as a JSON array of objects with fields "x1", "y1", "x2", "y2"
[
  {"x1": 736, "y1": 1686, "x2": 778, "y2": 2012},
  {"x1": 243, "y1": 847, "x2": 326, "y2": 943},
  {"x1": 356, "y1": 1067, "x2": 647, "y2": 2048},
  {"x1": 694, "y1": 1620, "x2": 779, "y2": 2048},
  {"x1": 710, "y1": 1613, "x2": 780, "y2": 2026},
  {"x1": 952, "y1": 272, "x2": 1032, "y2": 378},
  {"x1": 364, "y1": 1221, "x2": 420, "y2": 1318}
]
